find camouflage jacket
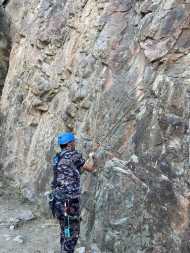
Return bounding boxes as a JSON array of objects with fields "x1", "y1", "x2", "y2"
[{"x1": 56, "y1": 150, "x2": 85, "y2": 199}]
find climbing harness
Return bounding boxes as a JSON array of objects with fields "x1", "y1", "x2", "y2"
[{"x1": 49, "y1": 189, "x2": 81, "y2": 221}]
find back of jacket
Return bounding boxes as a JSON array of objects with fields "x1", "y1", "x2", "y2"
[{"x1": 56, "y1": 150, "x2": 85, "y2": 199}]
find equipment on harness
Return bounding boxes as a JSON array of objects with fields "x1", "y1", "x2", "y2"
[
  {"x1": 63, "y1": 199, "x2": 71, "y2": 238},
  {"x1": 49, "y1": 189, "x2": 80, "y2": 221},
  {"x1": 49, "y1": 189, "x2": 67, "y2": 216},
  {"x1": 58, "y1": 132, "x2": 75, "y2": 145},
  {"x1": 64, "y1": 199, "x2": 70, "y2": 216},
  {"x1": 64, "y1": 216, "x2": 71, "y2": 237}
]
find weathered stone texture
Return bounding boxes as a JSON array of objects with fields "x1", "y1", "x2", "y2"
[
  {"x1": 0, "y1": 0, "x2": 190, "y2": 252},
  {"x1": 0, "y1": 7, "x2": 11, "y2": 97}
]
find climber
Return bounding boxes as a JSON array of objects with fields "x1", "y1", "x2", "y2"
[{"x1": 50, "y1": 132, "x2": 95, "y2": 253}]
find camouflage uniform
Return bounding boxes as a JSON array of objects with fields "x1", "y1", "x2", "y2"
[{"x1": 54, "y1": 150, "x2": 85, "y2": 253}]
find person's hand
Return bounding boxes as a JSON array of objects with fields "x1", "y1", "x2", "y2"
[{"x1": 89, "y1": 152, "x2": 95, "y2": 159}]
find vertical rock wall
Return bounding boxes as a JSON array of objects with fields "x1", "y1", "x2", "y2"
[
  {"x1": 0, "y1": 7, "x2": 11, "y2": 96},
  {"x1": 0, "y1": 0, "x2": 190, "y2": 252}
]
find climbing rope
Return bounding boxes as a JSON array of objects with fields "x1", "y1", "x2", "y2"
[
  {"x1": 93, "y1": 84, "x2": 103, "y2": 148},
  {"x1": 93, "y1": 50, "x2": 176, "y2": 152},
  {"x1": 86, "y1": 49, "x2": 177, "y2": 252},
  {"x1": 87, "y1": 84, "x2": 103, "y2": 252},
  {"x1": 84, "y1": 10, "x2": 189, "y2": 247}
]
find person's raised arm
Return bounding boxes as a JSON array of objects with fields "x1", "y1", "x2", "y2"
[{"x1": 80, "y1": 152, "x2": 95, "y2": 174}]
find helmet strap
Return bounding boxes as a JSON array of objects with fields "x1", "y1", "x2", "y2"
[
  {"x1": 70, "y1": 141, "x2": 75, "y2": 151},
  {"x1": 66, "y1": 141, "x2": 75, "y2": 151}
]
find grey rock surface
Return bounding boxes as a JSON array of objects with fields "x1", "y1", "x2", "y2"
[
  {"x1": 0, "y1": 0, "x2": 190, "y2": 252},
  {"x1": 75, "y1": 247, "x2": 86, "y2": 253},
  {"x1": 19, "y1": 210, "x2": 35, "y2": 221},
  {"x1": 13, "y1": 235, "x2": 24, "y2": 244}
]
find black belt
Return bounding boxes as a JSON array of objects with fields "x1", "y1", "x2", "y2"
[{"x1": 52, "y1": 189, "x2": 79, "y2": 203}]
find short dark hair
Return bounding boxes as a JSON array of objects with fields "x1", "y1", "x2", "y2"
[
  {"x1": 60, "y1": 140, "x2": 74, "y2": 149},
  {"x1": 60, "y1": 143, "x2": 68, "y2": 149}
]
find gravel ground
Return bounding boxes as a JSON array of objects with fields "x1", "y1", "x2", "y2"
[{"x1": 0, "y1": 177, "x2": 60, "y2": 253}]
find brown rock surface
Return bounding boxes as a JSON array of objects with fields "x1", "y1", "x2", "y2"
[{"x1": 0, "y1": 0, "x2": 189, "y2": 252}]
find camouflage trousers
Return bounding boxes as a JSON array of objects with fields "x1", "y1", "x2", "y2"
[{"x1": 55, "y1": 198, "x2": 80, "y2": 253}]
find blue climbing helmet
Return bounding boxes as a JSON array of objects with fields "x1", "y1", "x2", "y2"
[{"x1": 57, "y1": 132, "x2": 75, "y2": 145}]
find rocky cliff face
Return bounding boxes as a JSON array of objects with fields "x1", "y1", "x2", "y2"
[
  {"x1": 0, "y1": 7, "x2": 11, "y2": 96},
  {"x1": 0, "y1": 0, "x2": 190, "y2": 252}
]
